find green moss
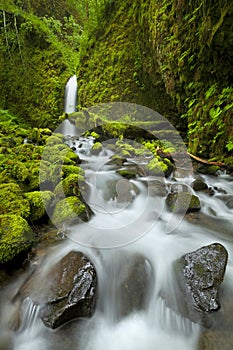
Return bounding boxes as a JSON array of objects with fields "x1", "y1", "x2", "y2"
[
  {"x1": 51, "y1": 196, "x2": 89, "y2": 226},
  {"x1": 90, "y1": 142, "x2": 103, "y2": 155},
  {"x1": 61, "y1": 165, "x2": 84, "y2": 179},
  {"x1": 0, "y1": 214, "x2": 34, "y2": 263},
  {"x1": 0, "y1": 183, "x2": 30, "y2": 218},
  {"x1": 166, "y1": 192, "x2": 201, "y2": 214},
  {"x1": 24, "y1": 191, "x2": 55, "y2": 222},
  {"x1": 146, "y1": 157, "x2": 169, "y2": 176},
  {"x1": 54, "y1": 174, "x2": 85, "y2": 198}
]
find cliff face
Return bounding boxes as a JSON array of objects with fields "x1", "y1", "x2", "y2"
[
  {"x1": 0, "y1": 1, "x2": 80, "y2": 128},
  {"x1": 1, "y1": 0, "x2": 232, "y2": 159},
  {"x1": 78, "y1": 0, "x2": 233, "y2": 159}
]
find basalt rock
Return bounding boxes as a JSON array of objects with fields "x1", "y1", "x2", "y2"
[
  {"x1": 192, "y1": 177, "x2": 208, "y2": 191},
  {"x1": 40, "y1": 251, "x2": 97, "y2": 329},
  {"x1": 177, "y1": 243, "x2": 228, "y2": 314}
]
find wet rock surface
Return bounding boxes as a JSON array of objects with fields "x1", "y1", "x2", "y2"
[
  {"x1": 166, "y1": 191, "x2": 201, "y2": 213},
  {"x1": 119, "y1": 255, "x2": 153, "y2": 317},
  {"x1": 198, "y1": 331, "x2": 233, "y2": 350},
  {"x1": 192, "y1": 177, "x2": 208, "y2": 191},
  {"x1": 40, "y1": 251, "x2": 97, "y2": 329},
  {"x1": 177, "y1": 243, "x2": 228, "y2": 313}
]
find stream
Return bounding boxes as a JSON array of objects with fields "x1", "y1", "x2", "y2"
[{"x1": 0, "y1": 127, "x2": 233, "y2": 350}]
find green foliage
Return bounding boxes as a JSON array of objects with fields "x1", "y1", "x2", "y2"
[{"x1": 0, "y1": 214, "x2": 34, "y2": 263}]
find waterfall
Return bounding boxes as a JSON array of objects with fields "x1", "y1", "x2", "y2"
[
  {"x1": 64, "y1": 75, "x2": 78, "y2": 114},
  {"x1": 60, "y1": 75, "x2": 79, "y2": 136}
]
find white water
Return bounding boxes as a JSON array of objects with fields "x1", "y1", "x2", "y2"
[
  {"x1": 64, "y1": 75, "x2": 78, "y2": 114},
  {"x1": 1, "y1": 129, "x2": 233, "y2": 350}
]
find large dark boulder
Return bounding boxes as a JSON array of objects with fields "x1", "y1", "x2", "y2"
[
  {"x1": 176, "y1": 243, "x2": 228, "y2": 313},
  {"x1": 40, "y1": 251, "x2": 97, "y2": 329},
  {"x1": 12, "y1": 251, "x2": 97, "y2": 330}
]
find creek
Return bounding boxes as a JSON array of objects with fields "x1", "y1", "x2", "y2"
[{"x1": 0, "y1": 130, "x2": 233, "y2": 350}]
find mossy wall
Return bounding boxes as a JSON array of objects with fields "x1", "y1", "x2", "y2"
[
  {"x1": 78, "y1": 0, "x2": 233, "y2": 159},
  {"x1": 0, "y1": 3, "x2": 79, "y2": 128}
]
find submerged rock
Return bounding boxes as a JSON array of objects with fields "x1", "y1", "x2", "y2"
[
  {"x1": 119, "y1": 255, "x2": 153, "y2": 317},
  {"x1": 177, "y1": 243, "x2": 228, "y2": 313},
  {"x1": 166, "y1": 191, "x2": 201, "y2": 213},
  {"x1": 40, "y1": 251, "x2": 97, "y2": 329},
  {"x1": 199, "y1": 330, "x2": 233, "y2": 350}
]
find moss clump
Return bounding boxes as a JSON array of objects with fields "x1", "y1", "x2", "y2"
[
  {"x1": 0, "y1": 183, "x2": 30, "y2": 218},
  {"x1": 54, "y1": 174, "x2": 85, "y2": 198},
  {"x1": 0, "y1": 214, "x2": 34, "y2": 264},
  {"x1": 90, "y1": 142, "x2": 103, "y2": 155},
  {"x1": 61, "y1": 165, "x2": 84, "y2": 179},
  {"x1": 24, "y1": 191, "x2": 55, "y2": 222},
  {"x1": 146, "y1": 157, "x2": 173, "y2": 177},
  {"x1": 51, "y1": 196, "x2": 92, "y2": 226}
]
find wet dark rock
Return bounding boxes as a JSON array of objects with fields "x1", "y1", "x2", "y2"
[
  {"x1": 117, "y1": 165, "x2": 144, "y2": 179},
  {"x1": 113, "y1": 254, "x2": 153, "y2": 318},
  {"x1": 192, "y1": 177, "x2": 208, "y2": 191},
  {"x1": 166, "y1": 191, "x2": 201, "y2": 213},
  {"x1": 177, "y1": 243, "x2": 228, "y2": 313},
  {"x1": 106, "y1": 155, "x2": 127, "y2": 167},
  {"x1": 40, "y1": 251, "x2": 97, "y2": 329},
  {"x1": 196, "y1": 165, "x2": 220, "y2": 176},
  {"x1": 198, "y1": 331, "x2": 233, "y2": 350}
]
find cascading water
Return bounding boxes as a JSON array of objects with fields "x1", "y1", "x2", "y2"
[
  {"x1": 1, "y1": 136, "x2": 233, "y2": 350},
  {"x1": 64, "y1": 75, "x2": 78, "y2": 114},
  {"x1": 1, "y1": 83, "x2": 233, "y2": 349}
]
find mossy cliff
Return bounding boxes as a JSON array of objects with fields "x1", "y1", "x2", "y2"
[
  {"x1": 0, "y1": 0, "x2": 81, "y2": 128},
  {"x1": 78, "y1": 0, "x2": 233, "y2": 160}
]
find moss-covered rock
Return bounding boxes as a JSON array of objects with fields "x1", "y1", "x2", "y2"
[
  {"x1": 51, "y1": 196, "x2": 93, "y2": 226},
  {"x1": 24, "y1": 191, "x2": 55, "y2": 222},
  {"x1": 146, "y1": 157, "x2": 173, "y2": 177},
  {"x1": 0, "y1": 214, "x2": 34, "y2": 264},
  {"x1": 90, "y1": 142, "x2": 103, "y2": 155},
  {"x1": 54, "y1": 174, "x2": 86, "y2": 199},
  {"x1": 0, "y1": 183, "x2": 30, "y2": 218},
  {"x1": 166, "y1": 191, "x2": 201, "y2": 214}
]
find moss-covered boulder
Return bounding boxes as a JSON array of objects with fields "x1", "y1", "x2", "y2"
[
  {"x1": 0, "y1": 214, "x2": 34, "y2": 264},
  {"x1": 0, "y1": 183, "x2": 30, "y2": 218},
  {"x1": 166, "y1": 191, "x2": 201, "y2": 214},
  {"x1": 51, "y1": 197, "x2": 93, "y2": 226},
  {"x1": 54, "y1": 174, "x2": 87, "y2": 199},
  {"x1": 146, "y1": 157, "x2": 173, "y2": 177},
  {"x1": 192, "y1": 177, "x2": 208, "y2": 191},
  {"x1": 24, "y1": 191, "x2": 55, "y2": 222},
  {"x1": 90, "y1": 142, "x2": 103, "y2": 155}
]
